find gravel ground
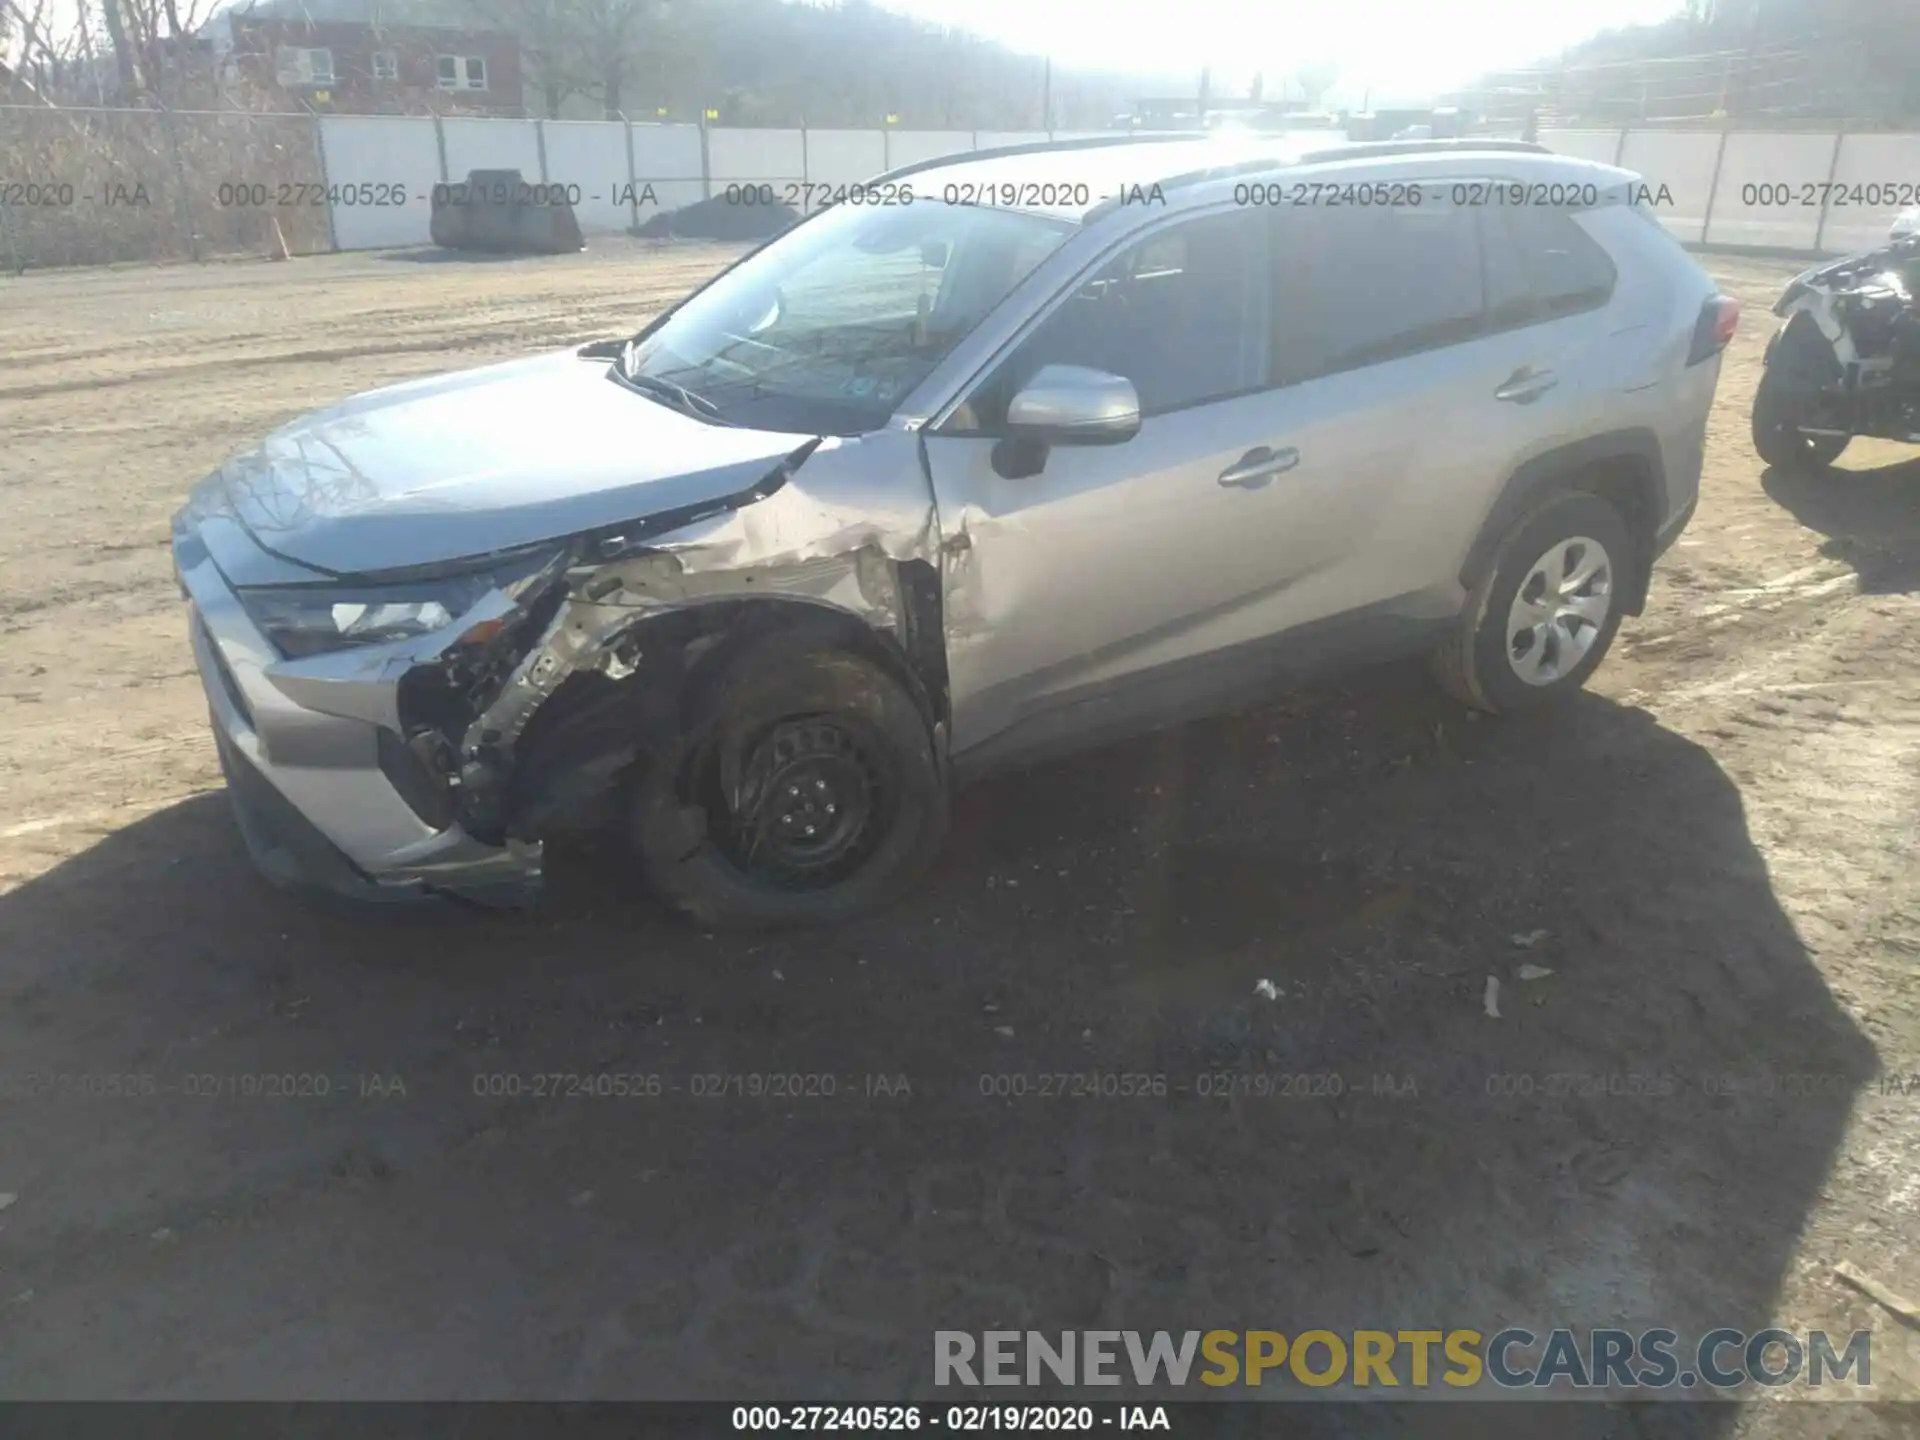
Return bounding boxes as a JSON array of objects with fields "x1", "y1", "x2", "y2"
[{"x1": 1, "y1": 241, "x2": 1918, "y2": 1433}]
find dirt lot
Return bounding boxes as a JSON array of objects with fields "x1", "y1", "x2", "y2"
[{"x1": 2, "y1": 241, "x2": 1918, "y2": 1429}]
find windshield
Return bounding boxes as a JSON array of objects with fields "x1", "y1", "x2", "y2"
[{"x1": 625, "y1": 201, "x2": 1074, "y2": 435}]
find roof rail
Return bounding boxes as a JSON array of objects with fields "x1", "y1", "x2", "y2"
[
  {"x1": 1080, "y1": 153, "x2": 1307, "y2": 223},
  {"x1": 1295, "y1": 138, "x2": 1550, "y2": 163},
  {"x1": 867, "y1": 131, "x2": 1205, "y2": 187}
]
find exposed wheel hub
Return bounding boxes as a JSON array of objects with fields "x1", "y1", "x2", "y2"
[{"x1": 723, "y1": 717, "x2": 884, "y2": 886}]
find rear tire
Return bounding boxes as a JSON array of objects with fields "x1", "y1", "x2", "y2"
[
  {"x1": 1753, "y1": 367, "x2": 1850, "y2": 472},
  {"x1": 630, "y1": 638, "x2": 947, "y2": 930},
  {"x1": 1432, "y1": 492, "x2": 1632, "y2": 714}
]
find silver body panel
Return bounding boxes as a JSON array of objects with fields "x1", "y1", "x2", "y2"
[
  {"x1": 171, "y1": 139, "x2": 1723, "y2": 902},
  {"x1": 214, "y1": 350, "x2": 819, "y2": 576}
]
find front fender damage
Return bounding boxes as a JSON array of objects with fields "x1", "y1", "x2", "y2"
[{"x1": 389, "y1": 435, "x2": 944, "y2": 902}]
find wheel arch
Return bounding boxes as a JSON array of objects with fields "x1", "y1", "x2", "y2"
[
  {"x1": 500, "y1": 582, "x2": 948, "y2": 842},
  {"x1": 671, "y1": 585, "x2": 948, "y2": 743},
  {"x1": 1461, "y1": 429, "x2": 1668, "y2": 618},
  {"x1": 621, "y1": 594, "x2": 954, "y2": 927}
]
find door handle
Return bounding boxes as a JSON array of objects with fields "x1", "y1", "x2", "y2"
[
  {"x1": 1217, "y1": 445, "x2": 1300, "y2": 489},
  {"x1": 1495, "y1": 367, "x2": 1559, "y2": 404}
]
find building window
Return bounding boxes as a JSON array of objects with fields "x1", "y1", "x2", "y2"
[
  {"x1": 275, "y1": 45, "x2": 335, "y2": 86},
  {"x1": 436, "y1": 54, "x2": 487, "y2": 91},
  {"x1": 372, "y1": 50, "x2": 398, "y2": 81}
]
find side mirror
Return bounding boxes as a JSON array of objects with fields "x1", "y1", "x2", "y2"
[
  {"x1": 991, "y1": 365, "x2": 1140, "y2": 480},
  {"x1": 1004, "y1": 364, "x2": 1141, "y2": 446},
  {"x1": 921, "y1": 238, "x2": 950, "y2": 269}
]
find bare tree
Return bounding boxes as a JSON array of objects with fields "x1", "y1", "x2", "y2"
[
  {"x1": 73, "y1": 0, "x2": 112, "y2": 103},
  {"x1": 96, "y1": 0, "x2": 139, "y2": 93},
  {"x1": 60, "y1": 0, "x2": 220, "y2": 101},
  {"x1": 463, "y1": 0, "x2": 584, "y2": 117},
  {"x1": 576, "y1": 0, "x2": 668, "y2": 118},
  {"x1": 460, "y1": 0, "x2": 668, "y2": 118},
  {"x1": 2, "y1": 0, "x2": 61, "y2": 93},
  {"x1": 420, "y1": 0, "x2": 1191, "y2": 129}
]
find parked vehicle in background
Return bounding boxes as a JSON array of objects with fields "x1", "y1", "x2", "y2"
[
  {"x1": 172, "y1": 134, "x2": 1733, "y2": 927},
  {"x1": 1753, "y1": 227, "x2": 1920, "y2": 472}
]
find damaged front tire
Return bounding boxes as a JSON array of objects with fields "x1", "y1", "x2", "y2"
[{"x1": 630, "y1": 639, "x2": 947, "y2": 928}]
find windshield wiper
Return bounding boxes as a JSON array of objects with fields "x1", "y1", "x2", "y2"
[{"x1": 619, "y1": 348, "x2": 732, "y2": 424}]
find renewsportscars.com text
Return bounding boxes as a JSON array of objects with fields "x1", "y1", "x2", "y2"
[{"x1": 934, "y1": 1328, "x2": 1872, "y2": 1391}]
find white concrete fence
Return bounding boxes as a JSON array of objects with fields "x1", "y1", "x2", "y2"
[
  {"x1": 6, "y1": 108, "x2": 1905, "y2": 265},
  {"x1": 308, "y1": 116, "x2": 1920, "y2": 256},
  {"x1": 1540, "y1": 126, "x2": 1920, "y2": 255},
  {"x1": 313, "y1": 114, "x2": 1114, "y2": 250}
]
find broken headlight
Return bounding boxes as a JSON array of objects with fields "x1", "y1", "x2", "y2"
[{"x1": 237, "y1": 546, "x2": 566, "y2": 660}]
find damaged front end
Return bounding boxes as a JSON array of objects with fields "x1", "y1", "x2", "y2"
[
  {"x1": 1768, "y1": 232, "x2": 1920, "y2": 442},
  {"x1": 318, "y1": 436, "x2": 946, "y2": 905}
]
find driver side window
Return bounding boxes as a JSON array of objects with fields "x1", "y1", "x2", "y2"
[{"x1": 959, "y1": 209, "x2": 1265, "y2": 431}]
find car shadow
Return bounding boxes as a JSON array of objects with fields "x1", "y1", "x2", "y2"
[
  {"x1": 0, "y1": 667, "x2": 1878, "y2": 1422},
  {"x1": 1762, "y1": 452, "x2": 1920, "y2": 594}
]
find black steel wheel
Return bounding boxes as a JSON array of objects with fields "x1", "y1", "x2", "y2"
[
  {"x1": 714, "y1": 716, "x2": 893, "y2": 889},
  {"x1": 631, "y1": 638, "x2": 947, "y2": 929}
]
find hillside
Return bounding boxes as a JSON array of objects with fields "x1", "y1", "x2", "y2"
[
  {"x1": 463, "y1": 0, "x2": 1187, "y2": 126},
  {"x1": 1514, "y1": 0, "x2": 1920, "y2": 124}
]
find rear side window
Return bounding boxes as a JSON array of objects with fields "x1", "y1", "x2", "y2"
[
  {"x1": 1478, "y1": 205, "x2": 1537, "y2": 330},
  {"x1": 1268, "y1": 201, "x2": 1484, "y2": 385},
  {"x1": 1483, "y1": 206, "x2": 1616, "y2": 326}
]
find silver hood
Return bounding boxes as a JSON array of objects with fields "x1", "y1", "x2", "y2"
[{"x1": 213, "y1": 349, "x2": 817, "y2": 576}]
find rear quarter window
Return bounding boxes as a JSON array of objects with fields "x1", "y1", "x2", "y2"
[{"x1": 1491, "y1": 205, "x2": 1617, "y2": 322}]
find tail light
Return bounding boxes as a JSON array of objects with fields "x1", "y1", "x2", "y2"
[{"x1": 1687, "y1": 294, "x2": 1740, "y2": 365}]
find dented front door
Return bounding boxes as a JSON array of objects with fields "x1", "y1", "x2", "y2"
[
  {"x1": 929, "y1": 395, "x2": 1334, "y2": 759},
  {"x1": 922, "y1": 206, "x2": 1299, "y2": 760}
]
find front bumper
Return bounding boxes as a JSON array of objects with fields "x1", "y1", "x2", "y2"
[
  {"x1": 210, "y1": 719, "x2": 436, "y2": 905},
  {"x1": 177, "y1": 527, "x2": 542, "y2": 908}
]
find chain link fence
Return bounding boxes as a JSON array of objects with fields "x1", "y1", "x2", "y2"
[{"x1": 0, "y1": 105, "x2": 330, "y2": 272}]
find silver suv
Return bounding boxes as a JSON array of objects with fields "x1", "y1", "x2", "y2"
[{"x1": 171, "y1": 135, "x2": 1735, "y2": 926}]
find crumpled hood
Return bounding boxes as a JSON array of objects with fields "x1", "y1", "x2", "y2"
[{"x1": 216, "y1": 349, "x2": 817, "y2": 575}]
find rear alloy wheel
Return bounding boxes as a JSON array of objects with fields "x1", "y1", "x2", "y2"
[
  {"x1": 1752, "y1": 368, "x2": 1850, "y2": 472},
  {"x1": 1432, "y1": 491, "x2": 1633, "y2": 714},
  {"x1": 1505, "y1": 535, "x2": 1614, "y2": 687},
  {"x1": 631, "y1": 640, "x2": 947, "y2": 929}
]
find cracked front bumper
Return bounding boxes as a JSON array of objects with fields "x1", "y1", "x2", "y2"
[{"x1": 177, "y1": 528, "x2": 542, "y2": 909}]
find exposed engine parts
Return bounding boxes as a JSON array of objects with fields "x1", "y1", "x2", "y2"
[
  {"x1": 1757, "y1": 232, "x2": 1920, "y2": 464},
  {"x1": 387, "y1": 438, "x2": 943, "y2": 854}
]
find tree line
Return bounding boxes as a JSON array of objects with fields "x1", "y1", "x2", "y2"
[
  {"x1": 469, "y1": 0, "x2": 1185, "y2": 128},
  {"x1": 0, "y1": 0, "x2": 1190, "y2": 124}
]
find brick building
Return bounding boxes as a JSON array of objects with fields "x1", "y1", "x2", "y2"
[{"x1": 210, "y1": 0, "x2": 525, "y2": 115}]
